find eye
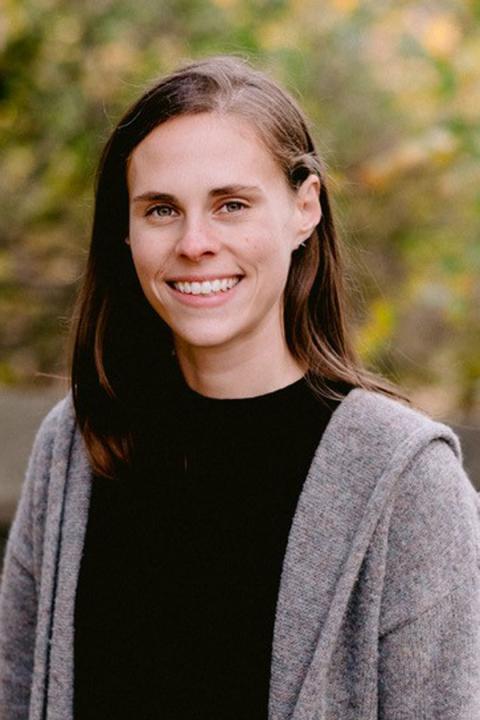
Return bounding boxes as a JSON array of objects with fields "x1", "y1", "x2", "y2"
[
  {"x1": 145, "y1": 205, "x2": 177, "y2": 218},
  {"x1": 220, "y1": 200, "x2": 248, "y2": 213}
]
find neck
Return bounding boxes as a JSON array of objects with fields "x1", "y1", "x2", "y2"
[{"x1": 175, "y1": 335, "x2": 305, "y2": 399}]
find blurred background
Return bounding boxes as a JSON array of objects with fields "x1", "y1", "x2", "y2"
[{"x1": 1, "y1": 0, "x2": 479, "y2": 562}]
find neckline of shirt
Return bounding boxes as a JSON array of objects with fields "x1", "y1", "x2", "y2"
[{"x1": 178, "y1": 374, "x2": 309, "y2": 406}]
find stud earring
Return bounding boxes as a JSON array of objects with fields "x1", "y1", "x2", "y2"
[{"x1": 295, "y1": 238, "x2": 308, "y2": 250}]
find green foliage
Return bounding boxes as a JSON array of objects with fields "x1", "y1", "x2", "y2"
[{"x1": 1, "y1": 0, "x2": 479, "y2": 413}]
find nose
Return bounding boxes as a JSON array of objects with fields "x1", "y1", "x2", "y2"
[{"x1": 175, "y1": 219, "x2": 219, "y2": 261}]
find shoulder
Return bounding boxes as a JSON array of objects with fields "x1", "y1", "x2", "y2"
[
  {"x1": 309, "y1": 388, "x2": 468, "y2": 503},
  {"x1": 26, "y1": 392, "x2": 83, "y2": 505},
  {"x1": 33, "y1": 393, "x2": 77, "y2": 450},
  {"x1": 5, "y1": 395, "x2": 80, "y2": 575},
  {"x1": 330, "y1": 391, "x2": 480, "y2": 632},
  {"x1": 325, "y1": 388, "x2": 462, "y2": 477},
  {"x1": 303, "y1": 388, "x2": 473, "y2": 553},
  {"x1": 337, "y1": 387, "x2": 459, "y2": 451},
  {"x1": 15, "y1": 394, "x2": 77, "y2": 487},
  {"x1": 316, "y1": 388, "x2": 479, "y2": 569},
  {"x1": 330, "y1": 388, "x2": 478, "y2": 531}
]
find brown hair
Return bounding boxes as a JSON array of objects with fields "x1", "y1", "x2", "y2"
[{"x1": 70, "y1": 56, "x2": 404, "y2": 479}]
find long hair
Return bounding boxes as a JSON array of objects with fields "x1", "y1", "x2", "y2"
[{"x1": 71, "y1": 56, "x2": 404, "y2": 479}]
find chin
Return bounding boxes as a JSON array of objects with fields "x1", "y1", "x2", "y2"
[{"x1": 175, "y1": 333, "x2": 237, "y2": 352}]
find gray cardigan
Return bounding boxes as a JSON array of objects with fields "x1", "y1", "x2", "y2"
[{"x1": 1, "y1": 389, "x2": 480, "y2": 719}]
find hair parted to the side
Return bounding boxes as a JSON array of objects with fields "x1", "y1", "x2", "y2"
[{"x1": 70, "y1": 55, "x2": 405, "y2": 479}]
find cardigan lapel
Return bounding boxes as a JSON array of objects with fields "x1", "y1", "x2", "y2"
[
  {"x1": 46, "y1": 424, "x2": 92, "y2": 719},
  {"x1": 269, "y1": 390, "x2": 383, "y2": 719}
]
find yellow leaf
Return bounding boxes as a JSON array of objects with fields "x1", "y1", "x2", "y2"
[
  {"x1": 356, "y1": 298, "x2": 396, "y2": 360},
  {"x1": 332, "y1": 0, "x2": 358, "y2": 16},
  {"x1": 420, "y1": 14, "x2": 461, "y2": 58}
]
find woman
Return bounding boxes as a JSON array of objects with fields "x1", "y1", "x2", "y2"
[{"x1": 1, "y1": 56, "x2": 479, "y2": 720}]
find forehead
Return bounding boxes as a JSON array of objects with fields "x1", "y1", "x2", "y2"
[{"x1": 127, "y1": 112, "x2": 286, "y2": 192}]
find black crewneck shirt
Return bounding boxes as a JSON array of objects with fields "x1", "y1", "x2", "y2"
[{"x1": 74, "y1": 375, "x2": 342, "y2": 719}]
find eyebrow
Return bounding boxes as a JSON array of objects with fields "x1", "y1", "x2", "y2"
[{"x1": 132, "y1": 185, "x2": 262, "y2": 204}]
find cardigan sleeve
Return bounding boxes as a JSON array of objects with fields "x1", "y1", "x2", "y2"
[
  {"x1": 378, "y1": 438, "x2": 480, "y2": 719},
  {"x1": 0, "y1": 406, "x2": 57, "y2": 720}
]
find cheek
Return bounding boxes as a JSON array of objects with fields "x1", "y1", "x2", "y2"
[
  {"x1": 245, "y1": 222, "x2": 294, "y2": 261},
  {"x1": 254, "y1": 234, "x2": 296, "y2": 277},
  {"x1": 129, "y1": 240, "x2": 168, "y2": 280}
]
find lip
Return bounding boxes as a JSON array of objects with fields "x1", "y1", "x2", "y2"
[
  {"x1": 165, "y1": 274, "x2": 244, "y2": 308},
  {"x1": 166, "y1": 274, "x2": 242, "y2": 283}
]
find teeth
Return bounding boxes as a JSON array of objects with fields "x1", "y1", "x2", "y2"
[{"x1": 172, "y1": 277, "x2": 240, "y2": 296}]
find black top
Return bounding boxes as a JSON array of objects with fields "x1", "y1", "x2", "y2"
[{"x1": 74, "y1": 374, "x2": 342, "y2": 720}]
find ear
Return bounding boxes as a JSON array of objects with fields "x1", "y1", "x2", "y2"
[
  {"x1": 293, "y1": 174, "x2": 322, "y2": 250},
  {"x1": 125, "y1": 236, "x2": 131, "y2": 246}
]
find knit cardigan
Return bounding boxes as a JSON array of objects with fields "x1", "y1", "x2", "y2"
[{"x1": 1, "y1": 389, "x2": 480, "y2": 720}]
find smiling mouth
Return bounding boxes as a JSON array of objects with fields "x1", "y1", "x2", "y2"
[{"x1": 168, "y1": 276, "x2": 242, "y2": 296}]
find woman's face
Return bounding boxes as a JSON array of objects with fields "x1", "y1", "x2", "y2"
[{"x1": 127, "y1": 112, "x2": 320, "y2": 360}]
